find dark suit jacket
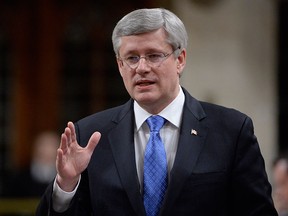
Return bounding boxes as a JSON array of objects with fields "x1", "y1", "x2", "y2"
[{"x1": 36, "y1": 88, "x2": 277, "y2": 216}]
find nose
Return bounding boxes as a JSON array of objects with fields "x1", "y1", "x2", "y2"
[{"x1": 135, "y1": 58, "x2": 151, "y2": 74}]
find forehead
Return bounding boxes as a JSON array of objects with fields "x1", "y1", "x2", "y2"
[{"x1": 119, "y1": 28, "x2": 170, "y2": 54}]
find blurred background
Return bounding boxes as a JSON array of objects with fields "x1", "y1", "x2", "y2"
[{"x1": 0, "y1": 0, "x2": 287, "y2": 215}]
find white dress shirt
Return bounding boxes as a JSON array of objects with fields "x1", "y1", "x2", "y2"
[
  {"x1": 52, "y1": 88, "x2": 185, "y2": 212},
  {"x1": 134, "y1": 88, "x2": 185, "y2": 190}
]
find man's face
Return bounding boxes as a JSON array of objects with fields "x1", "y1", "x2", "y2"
[{"x1": 117, "y1": 28, "x2": 186, "y2": 114}]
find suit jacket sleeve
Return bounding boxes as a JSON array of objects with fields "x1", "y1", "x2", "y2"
[
  {"x1": 35, "y1": 170, "x2": 92, "y2": 216},
  {"x1": 229, "y1": 116, "x2": 276, "y2": 216}
]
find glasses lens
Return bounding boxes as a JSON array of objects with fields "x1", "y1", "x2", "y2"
[
  {"x1": 126, "y1": 56, "x2": 139, "y2": 65},
  {"x1": 122, "y1": 49, "x2": 177, "y2": 69},
  {"x1": 146, "y1": 53, "x2": 166, "y2": 64}
]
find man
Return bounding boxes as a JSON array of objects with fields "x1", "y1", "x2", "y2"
[
  {"x1": 273, "y1": 153, "x2": 288, "y2": 216},
  {"x1": 36, "y1": 8, "x2": 277, "y2": 216}
]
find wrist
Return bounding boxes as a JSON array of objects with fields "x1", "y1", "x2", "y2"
[{"x1": 56, "y1": 174, "x2": 80, "y2": 192}]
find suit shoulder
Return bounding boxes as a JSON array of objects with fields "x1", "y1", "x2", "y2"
[
  {"x1": 199, "y1": 101, "x2": 251, "y2": 126},
  {"x1": 197, "y1": 102, "x2": 256, "y2": 139},
  {"x1": 77, "y1": 103, "x2": 129, "y2": 127},
  {"x1": 74, "y1": 102, "x2": 132, "y2": 146}
]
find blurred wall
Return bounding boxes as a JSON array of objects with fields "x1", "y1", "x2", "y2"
[
  {"x1": 0, "y1": 0, "x2": 278, "y2": 182},
  {"x1": 0, "y1": 0, "x2": 163, "y2": 170},
  {"x1": 175, "y1": 0, "x2": 277, "y2": 179}
]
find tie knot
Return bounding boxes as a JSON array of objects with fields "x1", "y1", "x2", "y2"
[{"x1": 146, "y1": 115, "x2": 165, "y2": 132}]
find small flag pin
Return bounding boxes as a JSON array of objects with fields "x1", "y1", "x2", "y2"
[{"x1": 191, "y1": 129, "x2": 198, "y2": 136}]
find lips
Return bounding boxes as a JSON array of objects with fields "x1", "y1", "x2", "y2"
[{"x1": 135, "y1": 79, "x2": 155, "y2": 86}]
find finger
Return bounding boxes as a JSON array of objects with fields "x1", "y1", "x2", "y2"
[
  {"x1": 56, "y1": 148, "x2": 64, "y2": 172},
  {"x1": 67, "y1": 121, "x2": 77, "y2": 143},
  {"x1": 59, "y1": 133, "x2": 68, "y2": 152},
  {"x1": 64, "y1": 127, "x2": 72, "y2": 146},
  {"x1": 86, "y1": 132, "x2": 101, "y2": 153}
]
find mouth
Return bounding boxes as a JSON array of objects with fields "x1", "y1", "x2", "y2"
[{"x1": 135, "y1": 79, "x2": 155, "y2": 87}]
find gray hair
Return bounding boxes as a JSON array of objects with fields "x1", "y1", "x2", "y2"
[{"x1": 112, "y1": 8, "x2": 188, "y2": 57}]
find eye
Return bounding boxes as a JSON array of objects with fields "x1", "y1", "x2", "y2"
[
  {"x1": 146, "y1": 53, "x2": 165, "y2": 63},
  {"x1": 125, "y1": 56, "x2": 139, "y2": 64}
]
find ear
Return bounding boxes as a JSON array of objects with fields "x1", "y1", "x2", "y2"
[{"x1": 176, "y1": 48, "x2": 186, "y2": 76}]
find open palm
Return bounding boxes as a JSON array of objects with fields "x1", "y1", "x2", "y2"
[{"x1": 56, "y1": 121, "x2": 101, "y2": 192}]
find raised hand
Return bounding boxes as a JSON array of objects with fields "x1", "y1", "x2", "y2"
[{"x1": 56, "y1": 121, "x2": 101, "y2": 192}]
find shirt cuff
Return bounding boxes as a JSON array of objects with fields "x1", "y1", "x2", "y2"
[{"x1": 52, "y1": 175, "x2": 81, "y2": 212}]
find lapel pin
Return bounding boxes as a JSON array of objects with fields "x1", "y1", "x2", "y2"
[{"x1": 191, "y1": 129, "x2": 198, "y2": 136}]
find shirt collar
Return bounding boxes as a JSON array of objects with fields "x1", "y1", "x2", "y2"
[{"x1": 134, "y1": 87, "x2": 185, "y2": 131}]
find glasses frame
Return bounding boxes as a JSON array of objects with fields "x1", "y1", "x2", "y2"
[{"x1": 118, "y1": 48, "x2": 179, "y2": 70}]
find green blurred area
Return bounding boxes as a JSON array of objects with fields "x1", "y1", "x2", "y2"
[{"x1": 0, "y1": 198, "x2": 39, "y2": 216}]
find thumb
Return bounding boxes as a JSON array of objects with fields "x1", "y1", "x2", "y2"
[{"x1": 86, "y1": 131, "x2": 101, "y2": 152}]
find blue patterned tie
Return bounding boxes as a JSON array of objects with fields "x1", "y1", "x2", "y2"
[{"x1": 143, "y1": 115, "x2": 168, "y2": 216}]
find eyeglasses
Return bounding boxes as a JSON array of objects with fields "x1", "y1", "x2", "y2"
[{"x1": 118, "y1": 48, "x2": 179, "y2": 69}]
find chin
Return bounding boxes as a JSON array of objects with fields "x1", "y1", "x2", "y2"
[
  {"x1": 135, "y1": 98, "x2": 155, "y2": 106},
  {"x1": 134, "y1": 92, "x2": 158, "y2": 104}
]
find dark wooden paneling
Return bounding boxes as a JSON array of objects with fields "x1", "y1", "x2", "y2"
[{"x1": 0, "y1": 0, "x2": 163, "y2": 169}]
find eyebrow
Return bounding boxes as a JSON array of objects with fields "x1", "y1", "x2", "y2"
[{"x1": 124, "y1": 47, "x2": 172, "y2": 56}]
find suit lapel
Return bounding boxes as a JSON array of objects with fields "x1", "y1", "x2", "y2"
[
  {"x1": 161, "y1": 90, "x2": 208, "y2": 214},
  {"x1": 108, "y1": 100, "x2": 146, "y2": 216}
]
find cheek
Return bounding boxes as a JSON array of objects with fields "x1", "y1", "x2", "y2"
[
  {"x1": 118, "y1": 67, "x2": 124, "y2": 78},
  {"x1": 117, "y1": 60, "x2": 126, "y2": 77},
  {"x1": 161, "y1": 69, "x2": 179, "y2": 85},
  {"x1": 120, "y1": 73, "x2": 133, "y2": 92}
]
